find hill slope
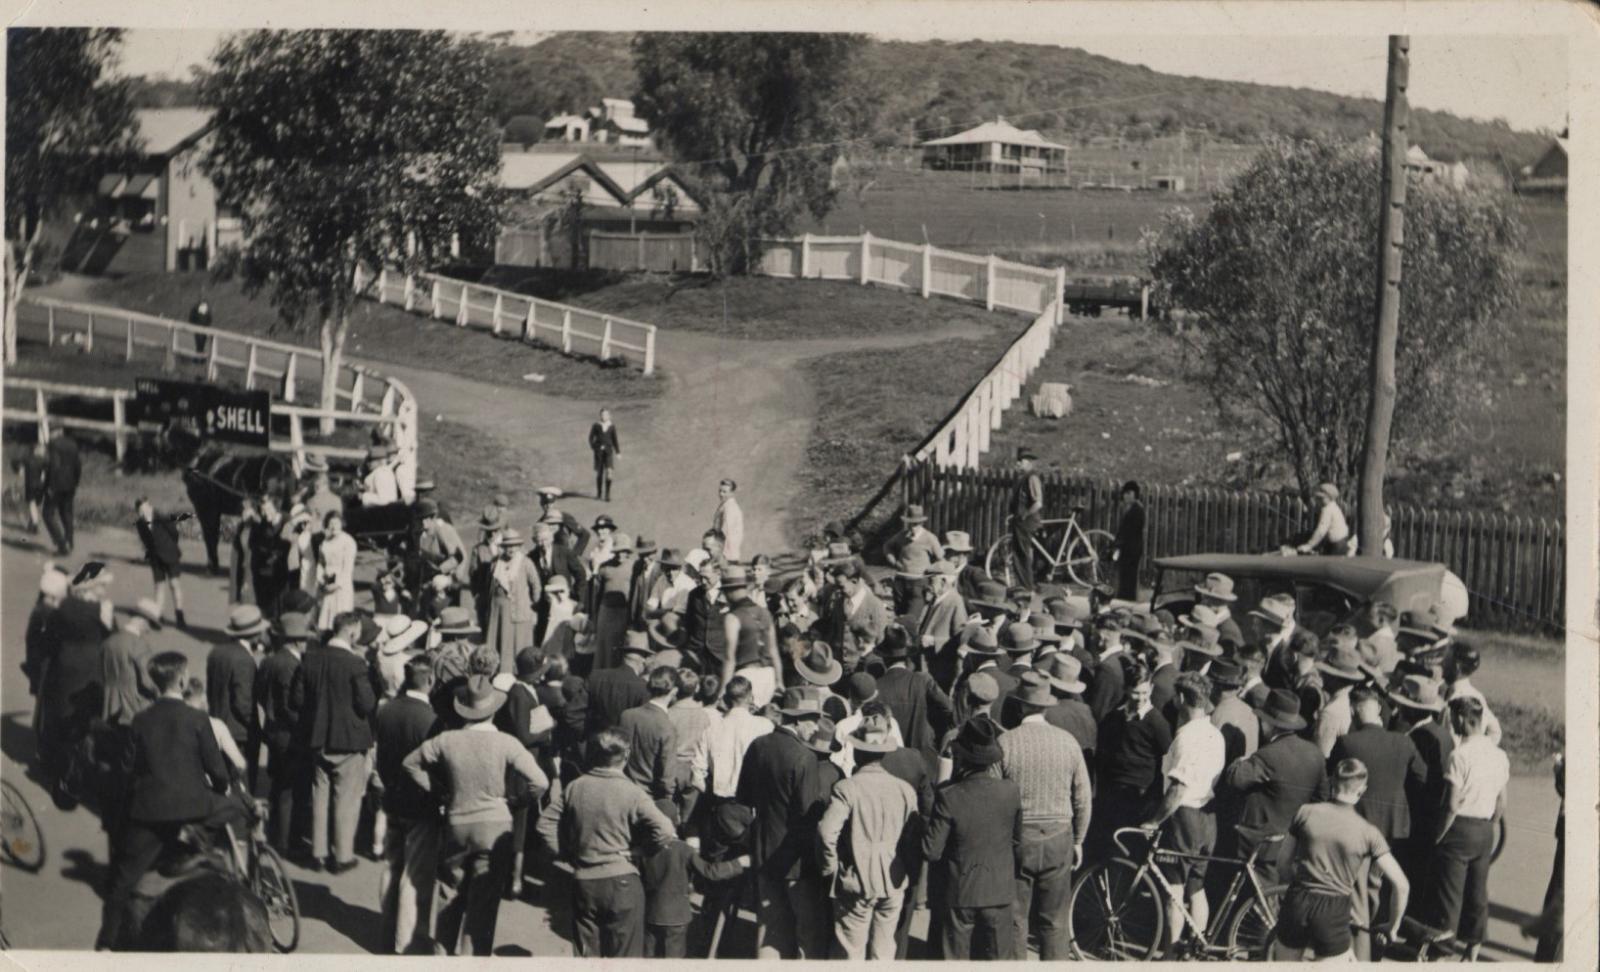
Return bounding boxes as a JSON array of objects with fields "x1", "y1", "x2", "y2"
[{"x1": 486, "y1": 33, "x2": 1550, "y2": 165}]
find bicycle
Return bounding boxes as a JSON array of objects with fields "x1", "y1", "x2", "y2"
[
  {"x1": 181, "y1": 793, "x2": 301, "y2": 952},
  {"x1": 1, "y1": 778, "x2": 46, "y2": 873},
  {"x1": 1355, "y1": 916, "x2": 1478, "y2": 962},
  {"x1": 985, "y1": 508, "x2": 1117, "y2": 589},
  {"x1": 1066, "y1": 824, "x2": 1284, "y2": 961}
]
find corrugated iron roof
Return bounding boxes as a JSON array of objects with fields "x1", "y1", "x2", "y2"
[
  {"x1": 134, "y1": 108, "x2": 213, "y2": 156},
  {"x1": 921, "y1": 119, "x2": 1067, "y2": 150}
]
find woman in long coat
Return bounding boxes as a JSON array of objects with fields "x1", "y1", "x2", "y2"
[
  {"x1": 590, "y1": 535, "x2": 637, "y2": 670},
  {"x1": 486, "y1": 529, "x2": 542, "y2": 675}
]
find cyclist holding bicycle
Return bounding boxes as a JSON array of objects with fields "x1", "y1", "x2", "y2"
[
  {"x1": 1271, "y1": 758, "x2": 1409, "y2": 962},
  {"x1": 1009, "y1": 450, "x2": 1044, "y2": 593}
]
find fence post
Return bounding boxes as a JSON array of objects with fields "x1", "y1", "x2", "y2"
[
  {"x1": 430, "y1": 278, "x2": 441, "y2": 319},
  {"x1": 859, "y1": 232, "x2": 871, "y2": 285},
  {"x1": 600, "y1": 317, "x2": 613, "y2": 361},
  {"x1": 986, "y1": 254, "x2": 997, "y2": 311},
  {"x1": 289, "y1": 413, "x2": 305, "y2": 468},
  {"x1": 1141, "y1": 284, "x2": 1150, "y2": 321},
  {"x1": 377, "y1": 268, "x2": 388, "y2": 304},
  {"x1": 85, "y1": 312, "x2": 95, "y2": 352},
  {"x1": 524, "y1": 300, "x2": 536, "y2": 341},
  {"x1": 46, "y1": 303, "x2": 55, "y2": 345},
  {"x1": 638, "y1": 233, "x2": 646, "y2": 271},
  {"x1": 562, "y1": 309, "x2": 573, "y2": 354},
  {"x1": 112, "y1": 394, "x2": 127, "y2": 464},
  {"x1": 1055, "y1": 267, "x2": 1067, "y2": 326},
  {"x1": 352, "y1": 264, "x2": 364, "y2": 294},
  {"x1": 644, "y1": 328, "x2": 656, "y2": 376},
  {"x1": 492, "y1": 293, "x2": 504, "y2": 335},
  {"x1": 351, "y1": 371, "x2": 366, "y2": 410},
  {"x1": 921, "y1": 243, "x2": 932, "y2": 299},
  {"x1": 457, "y1": 286, "x2": 469, "y2": 326},
  {"x1": 284, "y1": 352, "x2": 297, "y2": 402},
  {"x1": 690, "y1": 235, "x2": 699, "y2": 273},
  {"x1": 205, "y1": 334, "x2": 219, "y2": 380},
  {"x1": 245, "y1": 344, "x2": 258, "y2": 389},
  {"x1": 404, "y1": 273, "x2": 415, "y2": 312},
  {"x1": 125, "y1": 314, "x2": 135, "y2": 361},
  {"x1": 35, "y1": 388, "x2": 49, "y2": 441},
  {"x1": 168, "y1": 323, "x2": 181, "y2": 370},
  {"x1": 800, "y1": 233, "x2": 813, "y2": 279}
]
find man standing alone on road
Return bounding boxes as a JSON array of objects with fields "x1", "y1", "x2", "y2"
[
  {"x1": 1010, "y1": 449, "x2": 1044, "y2": 592},
  {"x1": 589, "y1": 408, "x2": 620, "y2": 501},
  {"x1": 43, "y1": 426, "x2": 81, "y2": 556},
  {"x1": 1113, "y1": 480, "x2": 1146, "y2": 601},
  {"x1": 712, "y1": 479, "x2": 745, "y2": 562}
]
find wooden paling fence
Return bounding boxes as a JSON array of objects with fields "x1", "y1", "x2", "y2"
[
  {"x1": 904, "y1": 463, "x2": 1566, "y2": 630},
  {"x1": 9, "y1": 296, "x2": 418, "y2": 468},
  {"x1": 588, "y1": 231, "x2": 704, "y2": 274},
  {"x1": 356, "y1": 266, "x2": 658, "y2": 375}
]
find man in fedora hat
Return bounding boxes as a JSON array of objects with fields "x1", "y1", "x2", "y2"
[
  {"x1": 1082, "y1": 611, "x2": 1131, "y2": 723},
  {"x1": 876, "y1": 623, "x2": 954, "y2": 779},
  {"x1": 736, "y1": 686, "x2": 830, "y2": 959},
  {"x1": 587, "y1": 628, "x2": 654, "y2": 740},
  {"x1": 360, "y1": 443, "x2": 401, "y2": 507},
  {"x1": 711, "y1": 478, "x2": 745, "y2": 562},
  {"x1": 923, "y1": 714, "x2": 1022, "y2": 960},
  {"x1": 1191, "y1": 572, "x2": 1245, "y2": 648},
  {"x1": 885, "y1": 504, "x2": 944, "y2": 618},
  {"x1": 721, "y1": 565, "x2": 781, "y2": 709},
  {"x1": 941, "y1": 531, "x2": 987, "y2": 603},
  {"x1": 920, "y1": 563, "x2": 970, "y2": 689},
  {"x1": 258, "y1": 610, "x2": 312, "y2": 854},
  {"x1": 207, "y1": 604, "x2": 267, "y2": 792},
  {"x1": 486, "y1": 527, "x2": 542, "y2": 676},
  {"x1": 405, "y1": 674, "x2": 547, "y2": 955},
  {"x1": 628, "y1": 536, "x2": 663, "y2": 627},
  {"x1": 531, "y1": 522, "x2": 587, "y2": 642},
  {"x1": 954, "y1": 627, "x2": 1011, "y2": 724},
  {"x1": 374, "y1": 656, "x2": 442, "y2": 953},
  {"x1": 536, "y1": 487, "x2": 590, "y2": 555},
  {"x1": 1387, "y1": 674, "x2": 1454, "y2": 901},
  {"x1": 428, "y1": 606, "x2": 481, "y2": 718},
  {"x1": 1143, "y1": 671, "x2": 1227, "y2": 950},
  {"x1": 1207, "y1": 658, "x2": 1258, "y2": 764},
  {"x1": 1298, "y1": 482, "x2": 1354, "y2": 556},
  {"x1": 1009, "y1": 448, "x2": 1045, "y2": 593},
  {"x1": 102, "y1": 597, "x2": 162, "y2": 730},
  {"x1": 1312, "y1": 627, "x2": 1368, "y2": 757},
  {"x1": 292, "y1": 611, "x2": 377, "y2": 873},
  {"x1": 817, "y1": 719, "x2": 920, "y2": 960},
  {"x1": 1221, "y1": 687, "x2": 1328, "y2": 881},
  {"x1": 999, "y1": 669, "x2": 1092, "y2": 960},
  {"x1": 1037, "y1": 652, "x2": 1095, "y2": 758},
  {"x1": 1251, "y1": 592, "x2": 1298, "y2": 672}
]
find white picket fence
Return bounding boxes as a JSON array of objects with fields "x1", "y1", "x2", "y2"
[
  {"x1": 356, "y1": 266, "x2": 657, "y2": 375},
  {"x1": 9, "y1": 296, "x2": 419, "y2": 471}
]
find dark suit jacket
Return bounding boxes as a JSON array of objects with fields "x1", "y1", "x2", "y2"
[
  {"x1": 1224, "y1": 731, "x2": 1328, "y2": 840},
  {"x1": 1150, "y1": 662, "x2": 1178, "y2": 721},
  {"x1": 127, "y1": 698, "x2": 230, "y2": 822},
  {"x1": 1330, "y1": 723, "x2": 1426, "y2": 841},
  {"x1": 290, "y1": 641, "x2": 376, "y2": 753},
  {"x1": 1085, "y1": 649, "x2": 1128, "y2": 724},
  {"x1": 206, "y1": 640, "x2": 257, "y2": 743},
  {"x1": 736, "y1": 727, "x2": 823, "y2": 880},
  {"x1": 496, "y1": 681, "x2": 554, "y2": 755},
  {"x1": 588, "y1": 422, "x2": 620, "y2": 464},
  {"x1": 923, "y1": 774, "x2": 1023, "y2": 908},
  {"x1": 1406, "y1": 718, "x2": 1455, "y2": 835},
  {"x1": 968, "y1": 665, "x2": 1019, "y2": 724},
  {"x1": 882, "y1": 746, "x2": 936, "y2": 819},
  {"x1": 374, "y1": 694, "x2": 439, "y2": 819},
  {"x1": 137, "y1": 516, "x2": 184, "y2": 569},
  {"x1": 531, "y1": 542, "x2": 587, "y2": 592},
  {"x1": 620, "y1": 700, "x2": 676, "y2": 800},
  {"x1": 877, "y1": 665, "x2": 954, "y2": 773},
  {"x1": 46, "y1": 436, "x2": 80, "y2": 493},
  {"x1": 1045, "y1": 698, "x2": 1098, "y2": 757},
  {"x1": 585, "y1": 664, "x2": 648, "y2": 739},
  {"x1": 1115, "y1": 502, "x2": 1146, "y2": 558},
  {"x1": 253, "y1": 647, "x2": 301, "y2": 739}
]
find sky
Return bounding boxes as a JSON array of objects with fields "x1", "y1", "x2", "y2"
[{"x1": 115, "y1": 28, "x2": 1567, "y2": 134}]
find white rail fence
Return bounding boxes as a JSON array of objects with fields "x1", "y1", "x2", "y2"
[
  {"x1": 356, "y1": 266, "x2": 657, "y2": 375},
  {"x1": 9, "y1": 296, "x2": 418, "y2": 470}
]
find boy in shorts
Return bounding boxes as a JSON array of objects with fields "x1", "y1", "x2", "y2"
[
  {"x1": 136, "y1": 497, "x2": 189, "y2": 628},
  {"x1": 1142, "y1": 672, "x2": 1225, "y2": 949},
  {"x1": 1273, "y1": 758, "x2": 1410, "y2": 961}
]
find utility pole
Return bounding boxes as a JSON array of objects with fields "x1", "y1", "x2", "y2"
[{"x1": 1358, "y1": 35, "x2": 1410, "y2": 557}]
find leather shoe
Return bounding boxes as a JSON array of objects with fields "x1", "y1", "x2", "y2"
[{"x1": 327, "y1": 858, "x2": 359, "y2": 875}]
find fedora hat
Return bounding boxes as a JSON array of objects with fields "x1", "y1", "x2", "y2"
[
  {"x1": 1181, "y1": 603, "x2": 1226, "y2": 633},
  {"x1": 648, "y1": 612, "x2": 687, "y2": 652},
  {"x1": 846, "y1": 722, "x2": 898, "y2": 754},
  {"x1": 454, "y1": 675, "x2": 507, "y2": 722},
  {"x1": 435, "y1": 606, "x2": 481, "y2": 636},
  {"x1": 1000, "y1": 622, "x2": 1038, "y2": 655},
  {"x1": 1208, "y1": 657, "x2": 1246, "y2": 688},
  {"x1": 1194, "y1": 573, "x2": 1238, "y2": 602},
  {"x1": 658, "y1": 548, "x2": 684, "y2": 569},
  {"x1": 130, "y1": 597, "x2": 164, "y2": 630},
  {"x1": 903, "y1": 504, "x2": 928, "y2": 524},
  {"x1": 478, "y1": 505, "x2": 507, "y2": 531},
  {"x1": 1255, "y1": 687, "x2": 1308, "y2": 732},
  {"x1": 798, "y1": 642, "x2": 843, "y2": 686},
  {"x1": 302, "y1": 454, "x2": 329, "y2": 473},
  {"x1": 1012, "y1": 670, "x2": 1056, "y2": 709},
  {"x1": 1039, "y1": 652, "x2": 1088, "y2": 695},
  {"x1": 621, "y1": 628, "x2": 655, "y2": 657},
  {"x1": 1178, "y1": 626, "x2": 1224, "y2": 658},
  {"x1": 943, "y1": 530, "x2": 974, "y2": 554},
  {"x1": 924, "y1": 559, "x2": 959, "y2": 579},
  {"x1": 635, "y1": 536, "x2": 658, "y2": 555},
  {"x1": 536, "y1": 486, "x2": 563, "y2": 500},
  {"x1": 965, "y1": 671, "x2": 1000, "y2": 704},
  {"x1": 1317, "y1": 642, "x2": 1366, "y2": 682},
  {"x1": 778, "y1": 686, "x2": 825, "y2": 720},
  {"x1": 1388, "y1": 674, "x2": 1446, "y2": 712},
  {"x1": 1025, "y1": 612, "x2": 1062, "y2": 644},
  {"x1": 226, "y1": 604, "x2": 270, "y2": 638},
  {"x1": 416, "y1": 498, "x2": 441, "y2": 519},
  {"x1": 878, "y1": 625, "x2": 913, "y2": 661},
  {"x1": 951, "y1": 715, "x2": 1004, "y2": 766},
  {"x1": 964, "y1": 626, "x2": 1003, "y2": 656},
  {"x1": 1249, "y1": 594, "x2": 1295, "y2": 626},
  {"x1": 380, "y1": 618, "x2": 429, "y2": 656},
  {"x1": 968, "y1": 579, "x2": 1014, "y2": 617},
  {"x1": 499, "y1": 528, "x2": 526, "y2": 548},
  {"x1": 611, "y1": 532, "x2": 635, "y2": 554},
  {"x1": 1046, "y1": 597, "x2": 1088, "y2": 631},
  {"x1": 1016, "y1": 447, "x2": 1038, "y2": 462},
  {"x1": 807, "y1": 717, "x2": 841, "y2": 754},
  {"x1": 276, "y1": 611, "x2": 313, "y2": 642},
  {"x1": 720, "y1": 565, "x2": 750, "y2": 591}
]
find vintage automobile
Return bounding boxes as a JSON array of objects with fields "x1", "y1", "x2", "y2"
[{"x1": 1145, "y1": 552, "x2": 1470, "y2": 636}]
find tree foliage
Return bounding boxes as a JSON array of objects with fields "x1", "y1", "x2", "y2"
[
  {"x1": 4, "y1": 28, "x2": 138, "y2": 364},
  {"x1": 198, "y1": 30, "x2": 503, "y2": 423},
  {"x1": 632, "y1": 33, "x2": 875, "y2": 275},
  {"x1": 1145, "y1": 137, "x2": 1522, "y2": 498}
]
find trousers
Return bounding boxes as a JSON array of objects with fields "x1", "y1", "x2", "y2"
[
  {"x1": 310, "y1": 749, "x2": 367, "y2": 863},
  {"x1": 1013, "y1": 822, "x2": 1075, "y2": 959},
  {"x1": 942, "y1": 902, "x2": 1015, "y2": 960},
  {"x1": 832, "y1": 892, "x2": 904, "y2": 959},
  {"x1": 435, "y1": 819, "x2": 513, "y2": 955},
  {"x1": 573, "y1": 872, "x2": 645, "y2": 957},
  {"x1": 379, "y1": 815, "x2": 440, "y2": 954},
  {"x1": 43, "y1": 488, "x2": 76, "y2": 553},
  {"x1": 97, "y1": 800, "x2": 244, "y2": 950},
  {"x1": 646, "y1": 922, "x2": 688, "y2": 958},
  {"x1": 264, "y1": 734, "x2": 307, "y2": 853},
  {"x1": 1428, "y1": 816, "x2": 1495, "y2": 945},
  {"x1": 755, "y1": 868, "x2": 830, "y2": 959}
]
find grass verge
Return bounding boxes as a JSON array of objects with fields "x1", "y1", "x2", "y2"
[{"x1": 80, "y1": 271, "x2": 664, "y2": 401}]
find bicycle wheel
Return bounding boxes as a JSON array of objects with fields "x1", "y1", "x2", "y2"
[
  {"x1": 1065, "y1": 529, "x2": 1117, "y2": 589},
  {"x1": 252, "y1": 843, "x2": 301, "y2": 953},
  {"x1": 1067, "y1": 858, "x2": 1165, "y2": 960},
  {"x1": 984, "y1": 536, "x2": 1016, "y2": 588},
  {"x1": 1225, "y1": 885, "x2": 1283, "y2": 961},
  {"x1": 1, "y1": 779, "x2": 46, "y2": 872}
]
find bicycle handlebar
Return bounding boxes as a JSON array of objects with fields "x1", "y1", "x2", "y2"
[{"x1": 1112, "y1": 825, "x2": 1158, "y2": 856}]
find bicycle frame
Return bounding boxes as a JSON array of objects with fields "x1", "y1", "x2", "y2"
[{"x1": 1112, "y1": 827, "x2": 1278, "y2": 952}]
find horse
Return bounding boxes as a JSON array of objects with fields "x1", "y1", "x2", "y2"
[{"x1": 161, "y1": 424, "x2": 297, "y2": 573}]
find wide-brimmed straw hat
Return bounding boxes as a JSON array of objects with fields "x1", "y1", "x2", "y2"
[
  {"x1": 1194, "y1": 573, "x2": 1238, "y2": 602},
  {"x1": 1388, "y1": 674, "x2": 1446, "y2": 712},
  {"x1": 1038, "y1": 653, "x2": 1087, "y2": 695},
  {"x1": 1012, "y1": 670, "x2": 1056, "y2": 709},
  {"x1": 778, "y1": 687, "x2": 825, "y2": 720},
  {"x1": 379, "y1": 617, "x2": 429, "y2": 656},
  {"x1": 226, "y1": 605, "x2": 270, "y2": 638},
  {"x1": 435, "y1": 606, "x2": 480, "y2": 636},
  {"x1": 943, "y1": 531, "x2": 974, "y2": 554},
  {"x1": 454, "y1": 675, "x2": 507, "y2": 722},
  {"x1": 807, "y1": 717, "x2": 841, "y2": 754},
  {"x1": 1249, "y1": 594, "x2": 1295, "y2": 626},
  {"x1": 846, "y1": 722, "x2": 898, "y2": 754},
  {"x1": 797, "y1": 642, "x2": 843, "y2": 685}
]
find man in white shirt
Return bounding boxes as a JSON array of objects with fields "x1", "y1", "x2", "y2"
[
  {"x1": 1298, "y1": 482, "x2": 1354, "y2": 556},
  {"x1": 1442, "y1": 641, "x2": 1502, "y2": 746},
  {"x1": 831, "y1": 676, "x2": 906, "y2": 775},
  {"x1": 360, "y1": 444, "x2": 401, "y2": 507},
  {"x1": 1426, "y1": 696, "x2": 1509, "y2": 959},
  {"x1": 712, "y1": 479, "x2": 745, "y2": 563},
  {"x1": 688, "y1": 676, "x2": 772, "y2": 810},
  {"x1": 1143, "y1": 672, "x2": 1226, "y2": 947}
]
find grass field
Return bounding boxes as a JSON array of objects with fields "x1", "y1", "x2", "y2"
[{"x1": 80, "y1": 271, "x2": 665, "y2": 401}]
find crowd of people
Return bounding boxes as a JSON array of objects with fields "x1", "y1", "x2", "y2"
[{"x1": 15, "y1": 444, "x2": 1563, "y2": 961}]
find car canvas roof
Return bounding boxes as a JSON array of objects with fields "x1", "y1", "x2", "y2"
[{"x1": 1152, "y1": 553, "x2": 1446, "y2": 603}]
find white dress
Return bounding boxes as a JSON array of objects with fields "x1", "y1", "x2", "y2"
[{"x1": 316, "y1": 531, "x2": 359, "y2": 629}]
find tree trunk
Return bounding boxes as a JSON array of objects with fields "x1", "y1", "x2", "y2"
[
  {"x1": 318, "y1": 310, "x2": 350, "y2": 437},
  {"x1": 3, "y1": 217, "x2": 43, "y2": 366}
]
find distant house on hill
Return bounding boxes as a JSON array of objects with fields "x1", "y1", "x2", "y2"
[
  {"x1": 66, "y1": 107, "x2": 243, "y2": 275},
  {"x1": 543, "y1": 97, "x2": 653, "y2": 148},
  {"x1": 1517, "y1": 137, "x2": 1567, "y2": 196},
  {"x1": 1361, "y1": 137, "x2": 1470, "y2": 189},
  {"x1": 919, "y1": 118, "x2": 1068, "y2": 174},
  {"x1": 542, "y1": 113, "x2": 589, "y2": 143}
]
